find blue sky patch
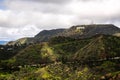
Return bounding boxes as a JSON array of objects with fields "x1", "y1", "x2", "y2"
[{"x1": 0, "y1": 0, "x2": 6, "y2": 10}]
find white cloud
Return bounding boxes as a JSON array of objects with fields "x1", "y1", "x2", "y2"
[
  {"x1": 0, "y1": 0, "x2": 120, "y2": 40},
  {"x1": 0, "y1": 25, "x2": 40, "y2": 41}
]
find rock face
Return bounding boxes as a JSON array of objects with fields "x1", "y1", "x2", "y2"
[{"x1": 7, "y1": 24, "x2": 120, "y2": 45}]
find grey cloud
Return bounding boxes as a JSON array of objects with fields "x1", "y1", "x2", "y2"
[
  {"x1": 79, "y1": 0, "x2": 103, "y2": 2},
  {"x1": 4, "y1": 0, "x2": 70, "y2": 15},
  {"x1": 25, "y1": 0, "x2": 71, "y2": 4},
  {"x1": 5, "y1": 0, "x2": 71, "y2": 4}
]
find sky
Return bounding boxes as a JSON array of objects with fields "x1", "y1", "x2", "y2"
[{"x1": 0, "y1": 0, "x2": 120, "y2": 41}]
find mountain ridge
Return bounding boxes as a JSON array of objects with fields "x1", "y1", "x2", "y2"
[{"x1": 6, "y1": 24, "x2": 120, "y2": 46}]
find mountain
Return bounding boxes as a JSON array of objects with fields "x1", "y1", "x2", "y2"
[
  {"x1": 0, "y1": 41, "x2": 8, "y2": 45},
  {"x1": 6, "y1": 24, "x2": 120, "y2": 46},
  {"x1": 34, "y1": 24, "x2": 120, "y2": 42},
  {"x1": 6, "y1": 29, "x2": 65, "y2": 46},
  {"x1": 6, "y1": 37, "x2": 34, "y2": 46},
  {"x1": 34, "y1": 29, "x2": 65, "y2": 42}
]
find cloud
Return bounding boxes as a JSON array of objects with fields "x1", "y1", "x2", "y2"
[
  {"x1": 0, "y1": 10, "x2": 74, "y2": 28},
  {"x1": 24, "y1": 0, "x2": 70, "y2": 4},
  {"x1": 0, "y1": 25, "x2": 40, "y2": 41},
  {"x1": 0, "y1": 0, "x2": 120, "y2": 40},
  {"x1": 6, "y1": 0, "x2": 71, "y2": 4}
]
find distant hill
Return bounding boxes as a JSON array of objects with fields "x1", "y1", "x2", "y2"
[{"x1": 6, "y1": 37, "x2": 34, "y2": 46}]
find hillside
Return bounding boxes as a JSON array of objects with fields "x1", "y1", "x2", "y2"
[
  {"x1": 34, "y1": 29, "x2": 65, "y2": 42},
  {"x1": 6, "y1": 34, "x2": 119, "y2": 66},
  {"x1": 0, "y1": 34, "x2": 119, "y2": 79},
  {"x1": 0, "y1": 34, "x2": 120, "y2": 80},
  {"x1": 61, "y1": 24, "x2": 120, "y2": 38},
  {"x1": 74, "y1": 35, "x2": 120, "y2": 61}
]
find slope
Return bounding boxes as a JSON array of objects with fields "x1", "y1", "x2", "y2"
[
  {"x1": 74, "y1": 35, "x2": 120, "y2": 61},
  {"x1": 7, "y1": 34, "x2": 120, "y2": 66},
  {"x1": 12, "y1": 43, "x2": 58, "y2": 66}
]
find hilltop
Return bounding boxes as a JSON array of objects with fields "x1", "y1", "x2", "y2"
[
  {"x1": 35, "y1": 24, "x2": 120, "y2": 42},
  {"x1": 6, "y1": 24, "x2": 120, "y2": 46}
]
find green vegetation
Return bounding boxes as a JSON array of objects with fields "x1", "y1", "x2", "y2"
[
  {"x1": 0, "y1": 34, "x2": 120, "y2": 80},
  {"x1": 0, "y1": 63, "x2": 94, "y2": 80}
]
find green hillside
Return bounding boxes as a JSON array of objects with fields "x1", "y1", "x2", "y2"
[
  {"x1": 74, "y1": 35, "x2": 120, "y2": 61},
  {"x1": 7, "y1": 35, "x2": 120, "y2": 66},
  {"x1": 12, "y1": 43, "x2": 58, "y2": 66},
  {"x1": 0, "y1": 34, "x2": 120, "y2": 80}
]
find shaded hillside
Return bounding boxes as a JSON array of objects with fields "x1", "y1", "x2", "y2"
[
  {"x1": 34, "y1": 29, "x2": 65, "y2": 42},
  {"x1": 74, "y1": 35, "x2": 105, "y2": 61},
  {"x1": 49, "y1": 36, "x2": 91, "y2": 62},
  {"x1": 61, "y1": 24, "x2": 120, "y2": 38},
  {"x1": 0, "y1": 45, "x2": 27, "y2": 60}
]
